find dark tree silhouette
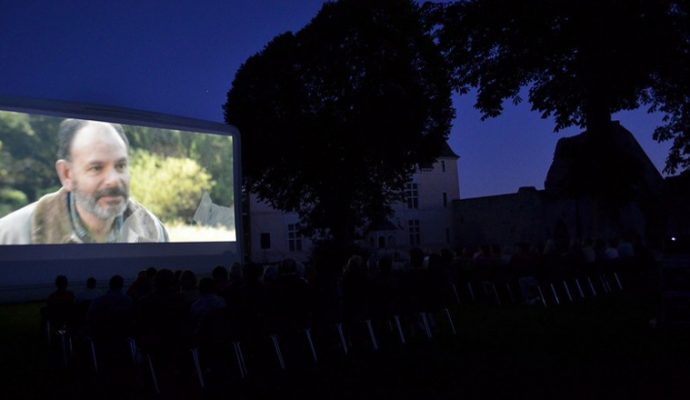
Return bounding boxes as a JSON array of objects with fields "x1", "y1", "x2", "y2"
[
  {"x1": 426, "y1": 0, "x2": 690, "y2": 173},
  {"x1": 224, "y1": 0, "x2": 453, "y2": 253}
]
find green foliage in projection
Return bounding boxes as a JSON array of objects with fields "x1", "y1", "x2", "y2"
[
  {"x1": 189, "y1": 134, "x2": 234, "y2": 207},
  {"x1": 0, "y1": 188, "x2": 27, "y2": 217},
  {"x1": 127, "y1": 126, "x2": 192, "y2": 157},
  {"x1": 127, "y1": 126, "x2": 234, "y2": 206},
  {"x1": 129, "y1": 149, "x2": 214, "y2": 223},
  {"x1": 0, "y1": 139, "x2": 7, "y2": 190},
  {"x1": 0, "y1": 113, "x2": 61, "y2": 205}
]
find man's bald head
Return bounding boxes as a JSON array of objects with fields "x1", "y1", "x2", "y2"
[{"x1": 57, "y1": 119, "x2": 129, "y2": 161}]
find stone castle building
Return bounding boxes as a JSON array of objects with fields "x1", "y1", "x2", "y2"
[
  {"x1": 247, "y1": 121, "x2": 680, "y2": 262},
  {"x1": 453, "y1": 121, "x2": 666, "y2": 250},
  {"x1": 246, "y1": 144, "x2": 460, "y2": 263}
]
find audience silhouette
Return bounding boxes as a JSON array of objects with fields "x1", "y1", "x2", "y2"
[{"x1": 41, "y1": 238, "x2": 650, "y2": 396}]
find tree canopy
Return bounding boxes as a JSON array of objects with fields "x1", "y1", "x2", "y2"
[
  {"x1": 0, "y1": 113, "x2": 61, "y2": 203},
  {"x1": 224, "y1": 0, "x2": 453, "y2": 249},
  {"x1": 426, "y1": 0, "x2": 690, "y2": 173}
]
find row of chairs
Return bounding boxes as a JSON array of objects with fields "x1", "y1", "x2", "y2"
[
  {"x1": 459, "y1": 269, "x2": 624, "y2": 307},
  {"x1": 43, "y1": 270, "x2": 627, "y2": 396},
  {"x1": 45, "y1": 303, "x2": 461, "y2": 395},
  {"x1": 172, "y1": 306, "x2": 460, "y2": 394}
]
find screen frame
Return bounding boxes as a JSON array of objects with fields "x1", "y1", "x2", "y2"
[{"x1": 0, "y1": 96, "x2": 243, "y2": 301}]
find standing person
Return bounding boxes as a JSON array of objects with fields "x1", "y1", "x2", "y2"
[{"x1": 0, "y1": 119, "x2": 168, "y2": 244}]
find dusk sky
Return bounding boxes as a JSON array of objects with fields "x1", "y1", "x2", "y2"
[{"x1": 0, "y1": 0, "x2": 673, "y2": 199}]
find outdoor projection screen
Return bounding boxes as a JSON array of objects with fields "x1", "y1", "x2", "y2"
[{"x1": 0, "y1": 98, "x2": 242, "y2": 301}]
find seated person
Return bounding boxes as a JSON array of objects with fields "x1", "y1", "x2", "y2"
[
  {"x1": 45, "y1": 275, "x2": 76, "y2": 330},
  {"x1": 190, "y1": 277, "x2": 226, "y2": 333},
  {"x1": 75, "y1": 277, "x2": 100, "y2": 304},
  {"x1": 87, "y1": 275, "x2": 134, "y2": 362}
]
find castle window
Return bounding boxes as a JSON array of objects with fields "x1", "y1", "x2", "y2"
[
  {"x1": 260, "y1": 233, "x2": 271, "y2": 249},
  {"x1": 441, "y1": 160, "x2": 446, "y2": 172},
  {"x1": 405, "y1": 183, "x2": 419, "y2": 209},
  {"x1": 378, "y1": 236, "x2": 386, "y2": 249},
  {"x1": 408, "y1": 219, "x2": 421, "y2": 246},
  {"x1": 443, "y1": 192, "x2": 448, "y2": 207},
  {"x1": 288, "y1": 223, "x2": 302, "y2": 252}
]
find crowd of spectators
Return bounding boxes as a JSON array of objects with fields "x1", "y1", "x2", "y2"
[{"x1": 41, "y1": 237, "x2": 651, "y2": 385}]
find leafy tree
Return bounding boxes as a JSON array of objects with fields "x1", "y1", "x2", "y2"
[
  {"x1": 127, "y1": 126, "x2": 234, "y2": 206},
  {"x1": 426, "y1": 0, "x2": 690, "y2": 173},
  {"x1": 0, "y1": 113, "x2": 60, "y2": 202},
  {"x1": 0, "y1": 189, "x2": 27, "y2": 218},
  {"x1": 0, "y1": 124, "x2": 30, "y2": 217},
  {"x1": 129, "y1": 149, "x2": 214, "y2": 223},
  {"x1": 0, "y1": 134, "x2": 10, "y2": 193},
  {"x1": 188, "y1": 134, "x2": 234, "y2": 207},
  {"x1": 127, "y1": 126, "x2": 191, "y2": 158},
  {"x1": 224, "y1": 0, "x2": 453, "y2": 253}
]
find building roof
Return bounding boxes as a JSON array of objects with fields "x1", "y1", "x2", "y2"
[
  {"x1": 440, "y1": 142, "x2": 459, "y2": 159},
  {"x1": 544, "y1": 121, "x2": 663, "y2": 198}
]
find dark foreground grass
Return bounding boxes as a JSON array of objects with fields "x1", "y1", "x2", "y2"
[
  {"x1": 0, "y1": 302, "x2": 55, "y2": 400},
  {"x1": 1, "y1": 294, "x2": 688, "y2": 400}
]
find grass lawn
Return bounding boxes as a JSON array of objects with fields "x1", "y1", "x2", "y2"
[
  {"x1": 1, "y1": 291, "x2": 688, "y2": 399},
  {"x1": 0, "y1": 302, "x2": 56, "y2": 400}
]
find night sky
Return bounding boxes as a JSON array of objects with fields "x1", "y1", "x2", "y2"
[{"x1": 0, "y1": 0, "x2": 672, "y2": 199}]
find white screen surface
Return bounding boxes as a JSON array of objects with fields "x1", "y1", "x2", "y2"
[{"x1": 0, "y1": 98, "x2": 242, "y2": 302}]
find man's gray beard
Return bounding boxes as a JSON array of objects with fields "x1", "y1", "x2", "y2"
[{"x1": 73, "y1": 185, "x2": 129, "y2": 221}]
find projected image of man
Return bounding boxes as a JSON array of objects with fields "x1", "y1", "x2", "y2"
[{"x1": 0, "y1": 119, "x2": 168, "y2": 244}]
